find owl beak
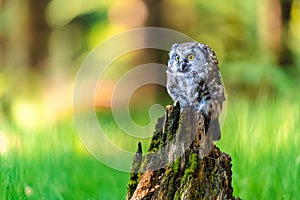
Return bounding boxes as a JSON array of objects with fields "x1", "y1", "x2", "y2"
[{"x1": 179, "y1": 60, "x2": 189, "y2": 71}]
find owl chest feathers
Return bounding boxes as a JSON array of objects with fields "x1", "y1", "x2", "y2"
[{"x1": 167, "y1": 70, "x2": 204, "y2": 108}]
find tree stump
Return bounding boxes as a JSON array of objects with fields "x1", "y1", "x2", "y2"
[{"x1": 126, "y1": 104, "x2": 240, "y2": 200}]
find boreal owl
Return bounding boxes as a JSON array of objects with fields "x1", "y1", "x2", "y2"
[{"x1": 166, "y1": 42, "x2": 225, "y2": 140}]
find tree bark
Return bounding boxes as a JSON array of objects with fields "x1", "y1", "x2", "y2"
[{"x1": 126, "y1": 104, "x2": 240, "y2": 200}]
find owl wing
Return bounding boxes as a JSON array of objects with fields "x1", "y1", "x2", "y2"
[{"x1": 199, "y1": 62, "x2": 225, "y2": 141}]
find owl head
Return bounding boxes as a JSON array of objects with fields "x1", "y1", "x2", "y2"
[{"x1": 167, "y1": 42, "x2": 218, "y2": 73}]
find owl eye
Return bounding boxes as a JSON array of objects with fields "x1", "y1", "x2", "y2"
[
  {"x1": 187, "y1": 54, "x2": 195, "y2": 61},
  {"x1": 175, "y1": 54, "x2": 180, "y2": 61}
]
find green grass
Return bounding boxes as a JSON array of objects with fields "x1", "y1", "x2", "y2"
[
  {"x1": 0, "y1": 121, "x2": 129, "y2": 199},
  {"x1": 0, "y1": 95, "x2": 299, "y2": 199},
  {"x1": 218, "y1": 96, "x2": 300, "y2": 199}
]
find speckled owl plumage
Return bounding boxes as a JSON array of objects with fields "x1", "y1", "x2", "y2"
[{"x1": 166, "y1": 42, "x2": 225, "y2": 140}]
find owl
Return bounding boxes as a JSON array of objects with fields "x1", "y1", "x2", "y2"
[{"x1": 166, "y1": 42, "x2": 225, "y2": 140}]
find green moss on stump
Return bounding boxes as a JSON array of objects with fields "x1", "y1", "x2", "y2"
[{"x1": 126, "y1": 105, "x2": 239, "y2": 200}]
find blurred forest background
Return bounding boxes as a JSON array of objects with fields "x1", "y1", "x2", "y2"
[{"x1": 0, "y1": 0, "x2": 300, "y2": 199}]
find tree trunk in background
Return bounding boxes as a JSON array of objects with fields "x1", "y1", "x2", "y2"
[
  {"x1": 127, "y1": 0, "x2": 168, "y2": 105},
  {"x1": 0, "y1": 32, "x2": 6, "y2": 70},
  {"x1": 259, "y1": 0, "x2": 294, "y2": 68},
  {"x1": 126, "y1": 104, "x2": 239, "y2": 200},
  {"x1": 278, "y1": 0, "x2": 294, "y2": 67},
  {"x1": 27, "y1": 0, "x2": 51, "y2": 70},
  {"x1": 144, "y1": 0, "x2": 163, "y2": 27},
  {"x1": 142, "y1": 0, "x2": 167, "y2": 65}
]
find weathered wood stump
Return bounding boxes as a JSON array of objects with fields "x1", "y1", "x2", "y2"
[{"x1": 126, "y1": 104, "x2": 239, "y2": 200}]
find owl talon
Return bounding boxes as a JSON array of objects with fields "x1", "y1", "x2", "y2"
[{"x1": 173, "y1": 101, "x2": 178, "y2": 107}]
